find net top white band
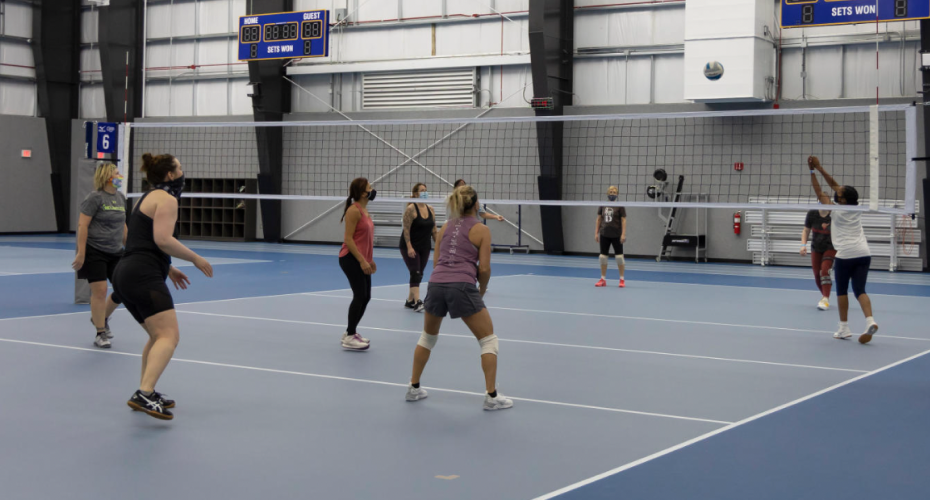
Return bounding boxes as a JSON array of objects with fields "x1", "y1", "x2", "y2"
[{"x1": 127, "y1": 104, "x2": 916, "y2": 129}]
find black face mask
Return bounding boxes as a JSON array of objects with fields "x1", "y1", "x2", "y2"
[
  {"x1": 157, "y1": 174, "x2": 185, "y2": 199},
  {"x1": 367, "y1": 189, "x2": 377, "y2": 202},
  {"x1": 833, "y1": 193, "x2": 841, "y2": 205}
]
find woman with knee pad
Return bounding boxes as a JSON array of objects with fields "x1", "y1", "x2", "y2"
[
  {"x1": 800, "y1": 208, "x2": 836, "y2": 311},
  {"x1": 595, "y1": 186, "x2": 627, "y2": 288},
  {"x1": 401, "y1": 183, "x2": 437, "y2": 313},
  {"x1": 405, "y1": 185, "x2": 513, "y2": 410},
  {"x1": 72, "y1": 163, "x2": 127, "y2": 348},
  {"x1": 808, "y1": 156, "x2": 878, "y2": 344},
  {"x1": 112, "y1": 153, "x2": 213, "y2": 420}
]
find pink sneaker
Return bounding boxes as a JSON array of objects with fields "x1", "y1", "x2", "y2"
[
  {"x1": 619, "y1": 279, "x2": 625, "y2": 288},
  {"x1": 595, "y1": 278, "x2": 607, "y2": 287}
]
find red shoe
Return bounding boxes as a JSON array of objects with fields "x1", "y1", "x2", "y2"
[
  {"x1": 595, "y1": 278, "x2": 607, "y2": 287},
  {"x1": 619, "y1": 279, "x2": 626, "y2": 288}
]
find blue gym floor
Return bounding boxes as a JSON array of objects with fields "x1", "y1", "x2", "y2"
[{"x1": 1, "y1": 234, "x2": 928, "y2": 500}]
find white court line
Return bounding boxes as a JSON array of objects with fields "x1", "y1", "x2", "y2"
[
  {"x1": 0, "y1": 337, "x2": 730, "y2": 425},
  {"x1": 531, "y1": 347, "x2": 930, "y2": 500},
  {"x1": 304, "y1": 292, "x2": 930, "y2": 343},
  {"x1": 176, "y1": 310, "x2": 868, "y2": 374},
  {"x1": 0, "y1": 274, "x2": 531, "y2": 323},
  {"x1": 516, "y1": 273, "x2": 930, "y2": 299}
]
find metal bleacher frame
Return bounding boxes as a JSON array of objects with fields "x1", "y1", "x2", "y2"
[{"x1": 745, "y1": 197, "x2": 922, "y2": 272}]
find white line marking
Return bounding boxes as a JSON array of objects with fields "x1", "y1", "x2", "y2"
[
  {"x1": 0, "y1": 274, "x2": 531, "y2": 323},
  {"x1": 175, "y1": 310, "x2": 867, "y2": 374},
  {"x1": 515, "y1": 273, "x2": 930, "y2": 299},
  {"x1": 531, "y1": 347, "x2": 930, "y2": 500},
  {"x1": 0, "y1": 337, "x2": 730, "y2": 425},
  {"x1": 303, "y1": 292, "x2": 930, "y2": 343}
]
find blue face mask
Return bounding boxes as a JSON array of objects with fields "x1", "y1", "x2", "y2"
[
  {"x1": 608, "y1": 194, "x2": 618, "y2": 202},
  {"x1": 419, "y1": 191, "x2": 429, "y2": 200}
]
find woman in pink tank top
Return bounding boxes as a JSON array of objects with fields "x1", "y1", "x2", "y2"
[
  {"x1": 403, "y1": 186, "x2": 513, "y2": 411},
  {"x1": 338, "y1": 177, "x2": 377, "y2": 351}
]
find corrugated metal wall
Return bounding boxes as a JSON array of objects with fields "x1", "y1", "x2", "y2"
[{"x1": 1, "y1": 1, "x2": 926, "y2": 118}]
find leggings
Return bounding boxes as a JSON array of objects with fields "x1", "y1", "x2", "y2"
[
  {"x1": 810, "y1": 249, "x2": 836, "y2": 297},
  {"x1": 401, "y1": 242, "x2": 431, "y2": 287},
  {"x1": 834, "y1": 256, "x2": 871, "y2": 298},
  {"x1": 339, "y1": 254, "x2": 371, "y2": 335}
]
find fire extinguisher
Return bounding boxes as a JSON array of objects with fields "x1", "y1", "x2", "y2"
[{"x1": 734, "y1": 211, "x2": 742, "y2": 236}]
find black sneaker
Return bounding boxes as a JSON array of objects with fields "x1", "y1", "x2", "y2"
[
  {"x1": 414, "y1": 300, "x2": 425, "y2": 313},
  {"x1": 153, "y1": 391, "x2": 175, "y2": 409},
  {"x1": 404, "y1": 299, "x2": 417, "y2": 310},
  {"x1": 127, "y1": 390, "x2": 174, "y2": 420}
]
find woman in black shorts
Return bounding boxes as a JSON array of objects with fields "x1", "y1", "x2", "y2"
[
  {"x1": 405, "y1": 185, "x2": 512, "y2": 411},
  {"x1": 112, "y1": 153, "x2": 213, "y2": 420},
  {"x1": 72, "y1": 163, "x2": 127, "y2": 348},
  {"x1": 401, "y1": 183, "x2": 437, "y2": 312}
]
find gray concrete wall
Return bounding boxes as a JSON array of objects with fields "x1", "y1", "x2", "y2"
[{"x1": 0, "y1": 115, "x2": 57, "y2": 233}]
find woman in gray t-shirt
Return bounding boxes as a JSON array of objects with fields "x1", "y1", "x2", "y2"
[{"x1": 72, "y1": 163, "x2": 127, "y2": 348}]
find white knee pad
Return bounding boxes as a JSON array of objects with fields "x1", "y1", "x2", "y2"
[
  {"x1": 599, "y1": 255, "x2": 608, "y2": 267},
  {"x1": 417, "y1": 331, "x2": 438, "y2": 351},
  {"x1": 478, "y1": 335, "x2": 499, "y2": 356},
  {"x1": 616, "y1": 255, "x2": 625, "y2": 266}
]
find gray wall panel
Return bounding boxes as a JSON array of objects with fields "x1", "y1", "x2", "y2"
[{"x1": 0, "y1": 116, "x2": 57, "y2": 233}]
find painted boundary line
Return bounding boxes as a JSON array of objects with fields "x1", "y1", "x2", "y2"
[
  {"x1": 0, "y1": 274, "x2": 531, "y2": 323},
  {"x1": 0, "y1": 337, "x2": 730, "y2": 426},
  {"x1": 176, "y1": 309, "x2": 868, "y2": 374},
  {"x1": 531, "y1": 348, "x2": 930, "y2": 500},
  {"x1": 304, "y1": 291, "x2": 930, "y2": 343}
]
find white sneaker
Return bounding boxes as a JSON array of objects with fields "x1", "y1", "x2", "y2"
[
  {"x1": 341, "y1": 332, "x2": 370, "y2": 350},
  {"x1": 483, "y1": 393, "x2": 514, "y2": 411},
  {"x1": 833, "y1": 324, "x2": 852, "y2": 340},
  {"x1": 94, "y1": 333, "x2": 111, "y2": 348},
  {"x1": 859, "y1": 319, "x2": 878, "y2": 344},
  {"x1": 405, "y1": 384, "x2": 428, "y2": 402},
  {"x1": 817, "y1": 297, "x2": 829, "y2": 311}
]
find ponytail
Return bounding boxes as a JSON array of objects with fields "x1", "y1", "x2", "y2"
[
  {"x1": 141, "y1": 153, "x2": 178, "y2": 188},
  {"x1": 341, "y1": 177, "x2": 369, "y2": 222},
  {"x1": 447, "y1": 185, "x2": 478, "y2": 218}
]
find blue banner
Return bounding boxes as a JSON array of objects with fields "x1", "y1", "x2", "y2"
[
  {"x1": 96, "y1": 122, "x2": 117, "y2": 155},
  {"x1": 782, "y1": 0, "x2": 930, "y2": 28},
  {"x1": 238, "y1": 10, "x2": 329, "y2": 61}
]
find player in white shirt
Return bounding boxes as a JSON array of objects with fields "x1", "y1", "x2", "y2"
[{"x1": 807, "y1": 156, "x2": 878, "y2": 344}]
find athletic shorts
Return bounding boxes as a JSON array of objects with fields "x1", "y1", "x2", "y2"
[
  {"x1": 834, "y1": 256, "x2": 871, "y2": 298},
  {"x1": 599, "y1": 237, "x2": 623, "y2": 256},
  {"x1": 77, "y1": 245, "x2": 122, "y2": 284},
  {"x1": 424, "y1": 282, "x2": 486, "y2": 319},
  {"x1": 111, "y1": 255, "x2": 174, "y2": 324}
]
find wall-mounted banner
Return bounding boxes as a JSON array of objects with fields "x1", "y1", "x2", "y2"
[{"x1": 96, "y1": 122, "x2": 117, "y2": 155}]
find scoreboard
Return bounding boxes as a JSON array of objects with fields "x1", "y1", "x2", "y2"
[
  {"x1": 238, "y1": 10, "x2": 329, "y2": 61},
  {"x1": 782, "y1": 0, "x2": 930, "y2": 28}
]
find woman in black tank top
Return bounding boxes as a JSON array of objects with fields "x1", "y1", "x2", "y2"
[
  {"x1": 400, "y1": 183, "x2": 437, "y2": 312},
  {"x1": 112, "y1": 153, "x2": 213, "y2": 421}
]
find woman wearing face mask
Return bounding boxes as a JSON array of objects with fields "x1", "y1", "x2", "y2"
[
  {"x1": 72, "y1": 163, "x2": 128, "y2": 348},
  {"x1": 112, "y1": 153, "x2": 213, "y2": 420},
  {"x1": 594, "y1": 186, "x2": 627, "y2": 288},
  {"x1": 401, "y1": 183, "x2": 438, "y2": 312},
  {"x1": 808, "y1": 156, "x2": 877, "y2": 344},
  {"x1": 339, "y1": 178, "x2": 377, "y2": 350}
]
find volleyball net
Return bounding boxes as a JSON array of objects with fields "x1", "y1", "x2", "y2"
[{"x1": 124, "y1": 103, "x2": 918, "y2": 216}]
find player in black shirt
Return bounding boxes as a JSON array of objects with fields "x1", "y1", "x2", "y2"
[
  {"x1": 595, "y1": 186, "x2": 627, "y2": 288},
  {"x1": 800, "y1": 209, "x2": 835, "y2": 310}
]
